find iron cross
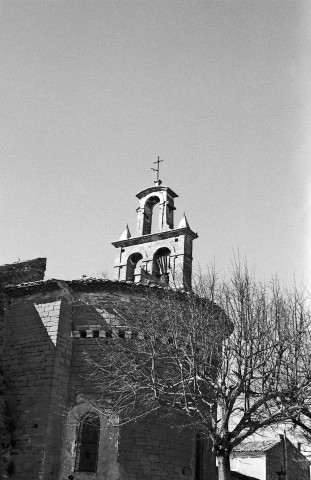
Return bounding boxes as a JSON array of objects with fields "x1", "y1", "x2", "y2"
[{"x1": 151, "y1": 156, "x2": 164, "y2": 183}]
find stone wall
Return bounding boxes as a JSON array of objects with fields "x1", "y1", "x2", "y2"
[
  {"x1": 0, "y1": 258, "x2": 46, "y2": 287},
  {"x1": 0, "y1": 258, "x2": 47, "y2": 479},
  {"x1": 2, "y1": 278, "x2": 217, "y2": 480},
  {"x1": 2, "y1": 281, "x2": 73, "y2": 480},
  {"x1": 118, "y1": 420, "x2": 215, "y2": 480},
  {"x1": 266, "y1": 438, "x2": 310, "y2": 480},
  {"x1": 63, "y1": 281, "x2": 217, "y2": 480}
]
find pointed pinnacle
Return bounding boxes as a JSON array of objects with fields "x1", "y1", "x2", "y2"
[
  {"x1": 119, "y1": 224, "x2": 131, "y2": 240},
  {"x1": 178, "y1": 213, "x2": 190, "y2": 229}
]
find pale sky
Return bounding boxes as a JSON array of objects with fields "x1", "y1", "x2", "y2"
[{"x1": 1, "y1": 0, "x2": 311, "y2": 286}]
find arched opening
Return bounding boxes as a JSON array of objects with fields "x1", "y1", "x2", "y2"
[
  {"x1": 151, "y1": 202, "x2": 161, "y2": 234},
  {"x1": 142, "y1": 196, "x2": 160, "y2": 235},
  {"x1": 195, "y1": 431, "x2": 205, "y2": 480},
  {"x1": 152, "y1": 247, "x2": 171, "y2": 285},
  {"x1": 126, "y1": 252, "x2": 143, "y2": 282},
  {"x1": 75, "y1": 412, "x2": 100, "y2": 472}
]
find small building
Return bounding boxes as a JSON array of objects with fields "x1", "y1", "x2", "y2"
[{"x1": 230, "y1": 435, "x2": 310, "y2": 480}]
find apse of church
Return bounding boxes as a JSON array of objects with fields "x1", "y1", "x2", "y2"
[
  {"x1": 112, "y1": 165, "x2": 198, "y2": 290},
  {"x1": 0, "y1": 167, "x2": 217, "y2": 480}
]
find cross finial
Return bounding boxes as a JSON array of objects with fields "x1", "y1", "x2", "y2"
[{"x1": 151, "y1": 156, "x2": 164, "y2": 185}]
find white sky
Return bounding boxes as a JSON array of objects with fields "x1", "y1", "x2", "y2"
[{"x1": 1, "y1": 0, "x2": 311, "y2": 285}]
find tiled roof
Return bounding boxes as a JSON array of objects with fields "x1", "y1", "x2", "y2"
[
  {"x1": 68, "y1": 278, "x2": 168, "y2": 289},
  {"x1": 3, "y1": 277, "x2": 228, "y2": 324},
  {"x1": 233, "y1": 439, "x2": 279, "y2": 454},
  {"x1": 4, "y1": 278, "x2": 60, "y2": 291},
  {"x1": 3, "y1": 277, "x2": 171, "y2": 294},
  {"x1": 5, "y1": 277, "x2": 169, "y2": 290}
]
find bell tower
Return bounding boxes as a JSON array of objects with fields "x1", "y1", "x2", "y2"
[{"x1": 112, "y1": 160, "x2": 198, "y2": 290}]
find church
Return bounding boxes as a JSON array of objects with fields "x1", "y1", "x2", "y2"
[{"x1": 0, "y1": 175, "x2": 218, "y2": 480}]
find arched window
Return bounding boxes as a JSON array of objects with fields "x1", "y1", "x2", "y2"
[
  {"x1": 195, "y1": 431, "x2": 205, "y2": 480},
  {"x1": 75, "y1": 413, "x2": 100, "y2": 472},
  {"x1": 126, "y1": 252, "x2": 143, "y2": 282},
  {"x1": 152, "y1": 247, "x2": 171, "y2": 285},
  {"x1": 142, "y1": 196, "x2": 160, "y2": 235},
  {"x1": 150, "y1": 202, "x2": 162, "y2": 234}
]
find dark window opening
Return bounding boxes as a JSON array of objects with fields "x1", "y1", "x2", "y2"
[
  {"x1": 75, "y1": 413, "x2": 100, "y2": 473},
  {"x1": 126, "y1": 252, "x2": 143, "y2": 282},
  {"x1": 152, "y1": 247, "x2": 171, "y2": 285},
  {"x1": 79, "y1": 330, "x2": 87, "y2": 338},
  {"x1": 142, "y1": 195, "x2": 160, "y2": 235},
  {"x1": 118, "y1": 330, "x2": 125, "y2": 339},
  {"x1": 93, "y1": 330, "x2": 99, "y2": 338},
  {"x1": 195, "y1": 431, "x2": 204, "y2": 480},
  {"x1": 106, "y1": 331, "x2": 112, "y2": 338},
  {"x1": 150, "y1": 202, "x2": 161, "y2": 234}
]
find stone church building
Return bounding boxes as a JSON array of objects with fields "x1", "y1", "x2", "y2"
[{"x1": 0, "y1": 181, "x2": 217, "y2": 480}]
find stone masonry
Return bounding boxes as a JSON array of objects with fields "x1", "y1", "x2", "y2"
[
  {"x1": 0, "y1": 258, "x2": 47, "y2": 479},
  {"x1": 0, "y1": 181, "x2": 218, "y2": 480},
  {"x1": 112, "y1": 184, "x2": 198, "y2": 289},
  {"x1": 1, "y1": 274, "x2": 217, "y2": 480}
]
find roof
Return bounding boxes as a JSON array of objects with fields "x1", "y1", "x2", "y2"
[
  {"x1": 233, "y1": 439, "x2": 280, "y2": 454},
  {"x1": 3, "y1": 277, "x2": 230, "y2": 332},
  {"x1": 3, "y1": 277, "x2": 184, "y2": 296}
]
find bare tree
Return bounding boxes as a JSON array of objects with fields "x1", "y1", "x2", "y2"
[
  {"x1": 83, "y1": 263, "x2": 310, "y2": 480},
  {"x1": 275, "y1": 285, "x2": 311, "y2": 445}
]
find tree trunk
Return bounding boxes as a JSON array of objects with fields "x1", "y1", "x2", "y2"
[{"x1": 217, "y1": 454, "x2": 231, "y2": 480}]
